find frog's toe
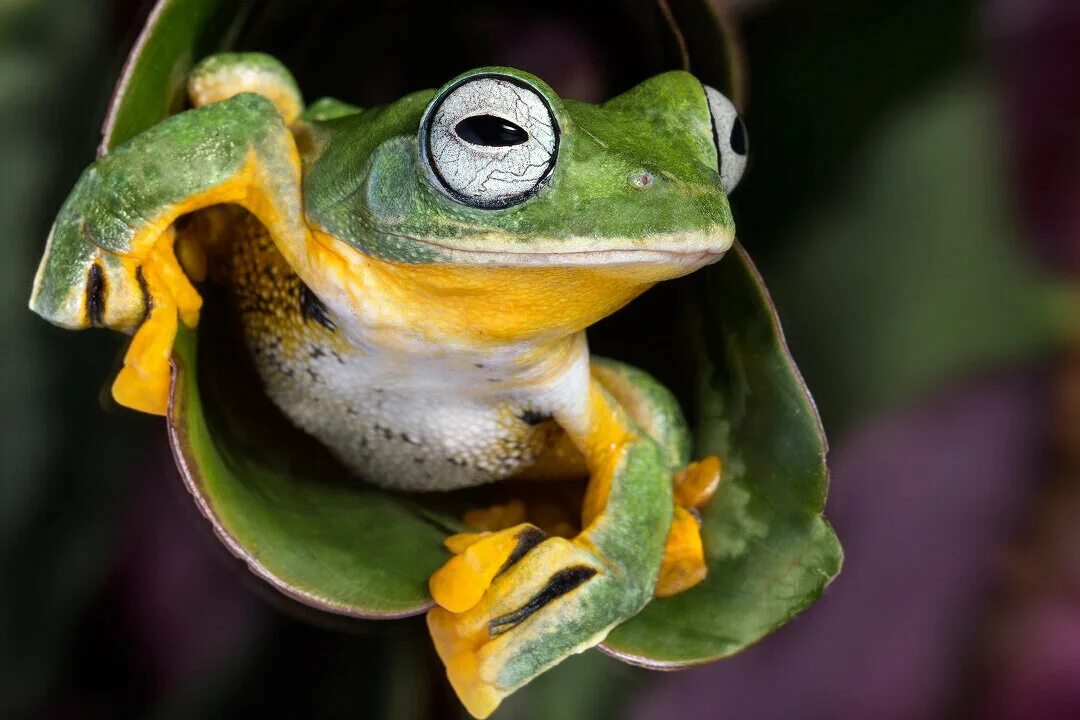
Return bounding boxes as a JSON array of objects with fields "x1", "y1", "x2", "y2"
[
  {"x1": 110, "y1": 227, "x2": 203, "y2": 415},
  {"x1": 655, "y1": 457, "x2": 718, "y2": 597},
  {"x1": 655, "y1": 505, "x2": 707, "y2": 597},
  {"x1": 431, "y1": 524, "x2": 547, "y2": 613},
  {"x1": 673, "y1": 455, "x2": 722, "y2": 508},
  {"x1": 428, "y1": 534, "x2": 626, "y2": 719},
  {"x1": 443, "y1": 531, "x2": 494, "y2": 556}
]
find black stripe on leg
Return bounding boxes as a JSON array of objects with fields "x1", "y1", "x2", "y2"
[
  {"x1": 85, "y1": 263, "x2": 105, "y2": 327},
  {"x1": 488, "y1": 565, "x2": 598, "y2": 637},
  {"x1": 496, "y1": 526, "x2": 547, "y2": 576}
]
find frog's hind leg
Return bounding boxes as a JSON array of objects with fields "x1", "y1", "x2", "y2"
[
  {"x1": 427, "y1": 358, "x2": 724, "y2": 716},
  {"x1": 445, "y1": 357, "x2": 721, "y2": 610},
  {"x1": 427, "y1": 381, "x2": 671, "y2": 718},
  {"x1": 590, "y1": 357, "x2": 721, "y2": 597},
  {"x1": 589, "y1": 357, "x2": 693, "y2": 469}
]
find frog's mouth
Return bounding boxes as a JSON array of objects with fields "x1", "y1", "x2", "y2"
[
  {"x1": 431, "y1": 246, "x2": 727, "y2": 268},
  {"x1": 309, "y1": 225, "x2": 734, "y2": 293},
  {"x1": 406, "y1": 227, "x2": 735, "y2": 271}
]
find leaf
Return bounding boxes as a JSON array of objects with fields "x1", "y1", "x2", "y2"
[
  {"x1": 100, "y1": 0, "x2": 454, "y2": 619},
  {"x1": 101, "y1": 0, "x2": 839, "y2": 662},
  {"x1": 100, "y1": 0, "x2": 247, "y2": 152},
  {"x1": 600, "y1": 245, "x2": 842, "y2": 665},
  {"x1": 168, "y1": 322, "x2": 452, "y2": 617},
  {"x1": 657, "y1": 0, "x2": 745, "y2": 105}
]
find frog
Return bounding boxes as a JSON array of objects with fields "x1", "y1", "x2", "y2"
[{"x1": 29, "y1": 53, "x2": 749, "y2": 718}]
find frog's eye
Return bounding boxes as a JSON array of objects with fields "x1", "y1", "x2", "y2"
[
  {"x1": 420, "y1": 74, "x2": 559, "y2": 209},
  {"x1": 703, "y1": 85, "x2": 748, "y2": 193}
]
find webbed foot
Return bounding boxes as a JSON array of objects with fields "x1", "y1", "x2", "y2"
[
  {"x1": 110, "y1": 227, "x2": 203, "y2": 414},
  {"x1": 655, "y1": 455, "x2": 722, "y2": 597},
  {"x1": 428, "y1": 524, "x2": 636, "y2": 718}
]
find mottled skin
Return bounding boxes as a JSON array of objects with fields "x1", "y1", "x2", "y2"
[{"x1": 29, "y1": 53, "x2": 745, "y2": 718}]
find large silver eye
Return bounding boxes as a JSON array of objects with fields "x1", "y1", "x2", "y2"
[
  {"x1": 420, "y1": 75, "x2": 559, "y2": 209},
  {"x1": 703, "y1": 85, "x2": 748, "y2": 193}
]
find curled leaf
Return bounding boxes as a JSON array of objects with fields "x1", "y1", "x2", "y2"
[{"x1": 101, "y1": 0, "x2": 840, "y2": 664}]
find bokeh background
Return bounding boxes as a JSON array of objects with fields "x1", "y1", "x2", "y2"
[{"x1": 2, "y1": 0, "x2": 1078, "y2": 718}]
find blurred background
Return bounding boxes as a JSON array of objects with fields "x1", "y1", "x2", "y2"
[{"x1": 2, "y1": 0, "x2": 1078, "y2": 718}]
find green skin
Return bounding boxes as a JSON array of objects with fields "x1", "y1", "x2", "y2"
[{"x1": 29, "y1": 54, "x2": 738, "y2": 714}]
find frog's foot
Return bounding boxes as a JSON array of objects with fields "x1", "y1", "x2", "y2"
[
  {"x1": 431, "y1": 523, "x2": 548, "y2": 613},
  {"x1": 428, "y1": 524, "x2": 633, "y2": 718},
  {"x1": 655, "y1": 456, "x2": 722, "y2": 597},
  {"x1": 111, "y1": 227, "x2": 203, "y2": 415},
  {"x1": 656, "y1": 506, "x2": 706, "y2": 597}
]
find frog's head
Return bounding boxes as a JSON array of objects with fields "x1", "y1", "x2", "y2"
[{"x1": 304, "y1": 67, "x2": 747, "y2": 342}]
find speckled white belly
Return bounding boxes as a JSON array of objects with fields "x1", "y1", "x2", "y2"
[
  {"x1": 256, "y1": 344, "x2": 567, "y2": 491},
  {"x1": 225, "y1": 213, "x2": 590, "y2": 491}
]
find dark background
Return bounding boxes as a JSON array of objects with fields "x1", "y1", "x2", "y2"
[{"x1": 2, "y1": 0, "x2": 1078, "y2": 718}]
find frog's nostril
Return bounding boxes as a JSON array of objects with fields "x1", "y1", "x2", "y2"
[{"x1": 629, "y1": 171, "x2": 654, "y2": 189}]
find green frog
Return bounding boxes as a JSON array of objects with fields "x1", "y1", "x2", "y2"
[{"x1": 29, "y1": 53, "x2": 748, "y2": 717}]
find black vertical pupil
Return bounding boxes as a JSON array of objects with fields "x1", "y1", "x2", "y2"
[
  {"x1": 729, "y1": 116, "x2": 747, "y2": 156},
  {"x1": 455, "y1": 115, "x2": 529, "y2": 147}
]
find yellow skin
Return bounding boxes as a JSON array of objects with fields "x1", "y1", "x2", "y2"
[{"x1": 29, "y1": 54, "x2": 749, "y2": 717}]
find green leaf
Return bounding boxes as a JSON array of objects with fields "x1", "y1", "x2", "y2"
[
  {"x1": 102, "y1": 0, "x2": 455, "y2": 618},
  {"x1": 102, "y1": 0, "x2": 839, "y2": 663},
  {"x1": 100, "y1": 0, "x2": 247, "y2": 151},
  {"x1": 657, "y1": 0, "x2": 745, "y2": 104},
  {"x1": 600, "y1": 245, "x2": 842, "y2": 665},
  {"x1": 168, "y1": 324, "x2": 452, "y2": 617}
]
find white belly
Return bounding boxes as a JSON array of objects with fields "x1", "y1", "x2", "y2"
[{"x1": 252, "y1": 339, "x2": 569, "y2": 491}]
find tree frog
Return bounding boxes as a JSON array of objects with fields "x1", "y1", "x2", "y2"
[{"x1": 29, "y1": 53, "x2": 748, "y2": 718}]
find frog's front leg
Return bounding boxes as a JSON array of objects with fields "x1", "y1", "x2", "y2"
[
  {"x1": 427, "y1": 375, "x2": 674, "y2": 718},
  {"x1": 30, "y1": 83, "x2": 308, "y2": 414}
]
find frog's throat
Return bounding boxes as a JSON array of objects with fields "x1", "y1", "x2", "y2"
[{"x1": 303, "y1": 229, "x2": 716, "y2": 349}]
